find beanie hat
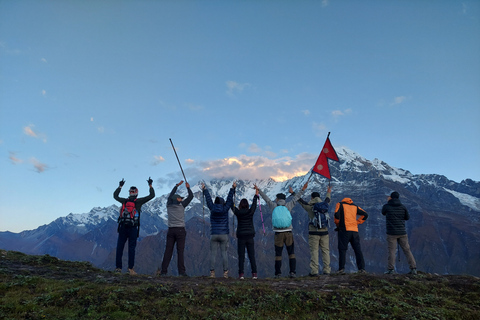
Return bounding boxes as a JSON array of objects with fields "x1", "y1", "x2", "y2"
[
  {"x1": 276, "y1": 193, "x2": 286, "y2": 200},
  {"x1": 311, "y1": 192, "x2": 320, "y2": 199},
  {"x1": 390, "y1": 191, "x2": 400, "y2": 199}
]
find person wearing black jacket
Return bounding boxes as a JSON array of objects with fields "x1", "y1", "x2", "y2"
[
  {"x1": 382, "y1": 191, "x2": 417, "y2": 275},
  {"x1": 233, "y1": 188, "x2": 259, "y2": 280},
  {"x1": 113, "y1": 177, "x2": 155, "y2": 275}
]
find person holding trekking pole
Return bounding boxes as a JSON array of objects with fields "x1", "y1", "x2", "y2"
[
  {"x1": 114, "y1": 177, "x2": 155, "y2": 275},
  {"x1": 158, "y1": 180, "x2": 193, "y2": 277}
]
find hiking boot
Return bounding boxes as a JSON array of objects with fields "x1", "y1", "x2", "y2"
[
  {"x1": 179, "y1": 273, "x2": 189, "y2": 277},
  {"x1": 210, "y1": 270, "x2": 215, "y2": 278},
  {"x1": 357, "y1": 269, "x2": 367, "y2": 274},
  {"x1": 323, "y1": 272, "x2": 331, "y2": 276},
  {"x1": 409, "y1": 268, "x2": 417, "y2": 275},
  {"x1": 308, "y1": 273, "x2": 319, "y2": 277},
  {"x1": 289, "y1": 272, "x2": 296, "y2": 278},
  {"x1": 239, "y1": 273, "x2": 245, "y2": 280},
  {"x1": 223, "y1": 270, "x2": 229, "y2": 279},
  {"x1": 128, "y1": 268, "x2": 137, "y2": 276},
  {"x1": 274, "y1": 274, "x2": 281, "y2": 279},
  {"x1": 114, "y1": 268, "x2": 122, "y2": 273},
  {"x1": 252, "y1": 273, "x2": 258, "y2": 280},
  {"x1": 336, "y1": 269, "x2": 345, "y2": 275},
  {"x1": 384, "y1": 269, "x2": 395, "y2": 275}
]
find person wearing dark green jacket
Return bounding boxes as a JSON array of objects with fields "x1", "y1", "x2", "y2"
[{"x1": 298, "y1": 186, "x2": 332, "y2": 276}]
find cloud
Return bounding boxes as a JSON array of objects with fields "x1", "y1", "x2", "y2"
[
  {"x1": 41, "y1": 90, "x2": 46, "y2": 96},
  {"x1": 390, "y1": 96, "x2": 407, "y2": 106},
  {"x1": 248, "y1": 143, "x2": 262, "y2": 153},
  {"x1": 171, "y1": 153, "x2": 317, "y2": 183},
  {"x1": 41, "y1": 58, "x2": 47, "y2": 63},
  {"x1": 152, "y1": 155, "x2": 165, "y2": 165},
  {"x1": 30, "y1": 157, "x2": 48, "y2": 173},
  {"x1": 185, "y1": 159, "x2": 195, "y2": 164},
  {"x1": 322, "y1": 0, "x2": 329, "y2": 7},
  {"x1": 331, "y1": 108, "x2": 352, "y2": 117},
  {"x1": 302, "y1": 110, "x2": 310, "y2": 116},
  {"x1": 226, "y1": 81, "x2": 251, "y2": 95},
  {"x1": 312, "y1": 122, "x2": 327, "y2": 136},
  {"x1": 23, "y1": 125, "x2": 47, "y2": 142},
  {"x1": 187, "y1": 103, "x2": 204, "y2": 111},
  {"x1": 9, "y1": 152, "x2": 23, "y2": 164}
]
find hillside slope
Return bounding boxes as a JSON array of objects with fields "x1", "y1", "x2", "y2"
[{"x1": 1, "y1": 251, "x2": 479, "y2": 319}]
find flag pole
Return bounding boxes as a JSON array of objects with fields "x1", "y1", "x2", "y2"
[{"x1": 169, "y1": 138, "x2": 188, "y2": 183}]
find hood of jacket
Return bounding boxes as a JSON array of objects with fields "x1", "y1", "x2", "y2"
[
  {"x1": 387, "y1": 198, "x2": 403, "y2": 207},
  {"x1": 340, "y1": 198, "x2": 353, "y2": 204},
  {"x1": 276, "y1": 199, "x2": 286, "y2": 206},
  {"x1": 308, "y1": 196, "x2": 323, "y2": 205}
]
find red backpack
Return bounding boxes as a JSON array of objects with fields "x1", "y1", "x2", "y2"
[{"x1": 118, "y1": 199, "x2": 139, "y2": 227}]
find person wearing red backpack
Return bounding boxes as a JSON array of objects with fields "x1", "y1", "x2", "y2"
[{"x1": 114, "y1": 177, "x2": 155, "y2": 275}]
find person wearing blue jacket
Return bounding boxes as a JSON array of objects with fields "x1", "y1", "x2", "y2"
[{"x1": 202, "y1": 181, "x2": 236, "y2": 278}]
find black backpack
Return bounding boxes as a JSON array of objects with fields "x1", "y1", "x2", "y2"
[{"x1": 311, "y1": 201, "x2": 329, "y2": 229}]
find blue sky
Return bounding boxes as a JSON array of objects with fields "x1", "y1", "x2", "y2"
[{"x1": 1, "y1": 0, "x2": 479, "y2": 232}]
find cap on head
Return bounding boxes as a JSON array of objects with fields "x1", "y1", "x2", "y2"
[
  {"x1": 173, "y1": 194, "x2": 183, "y2": 200},
  {"x1": 276, "y1": 193, "x2": 286, "y2": 200},
  {"x1": 390, "y1": 191, "x2": 400, "y2": 199},
  {"x1": 129, "y1": 186, "x2": 138, "y2": 197},
  {"x1": 311, "y1": 192, "x2": 320, "y2": 199}
]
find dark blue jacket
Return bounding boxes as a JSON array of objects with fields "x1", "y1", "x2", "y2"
[{"x1": 204, "y1": 188, "x2": 235, "y2": 235}]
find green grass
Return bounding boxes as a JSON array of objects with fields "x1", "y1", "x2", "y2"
[{"x1": 1, "y1": 251, "x2": 479, "y2": 319}]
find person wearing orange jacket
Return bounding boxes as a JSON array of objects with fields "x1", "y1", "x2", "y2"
[{"x1": 334, "y1": 197, "x2": 368, "y2": 274}]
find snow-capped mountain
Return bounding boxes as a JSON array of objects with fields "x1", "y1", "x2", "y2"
[{"x1": 1, "y1": 147, "x2": 479, "y2": 276}]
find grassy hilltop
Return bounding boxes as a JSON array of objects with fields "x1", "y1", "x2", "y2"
[{"x1": 1, "y1": 250, "x2": 479, "y2": 320}]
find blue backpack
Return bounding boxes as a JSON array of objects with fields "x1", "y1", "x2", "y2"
[
  {"x1": 272, "y1": 205, "x2": 292, "y2": 229},
  {"x1": 311, "y1": 201, "x2": 329, "y2": 229}
]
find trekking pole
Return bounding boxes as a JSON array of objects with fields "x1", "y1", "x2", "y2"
[
  {"x1": 232, "y1": 190, "x2": 236, "y2": 237},
  {"x1": 258, "y1": 196, "x2": 266, "y2": 236},
  {"x1": 397, "y1": 242, "x2": 401, "y2": 263},
  {"x1": 202, "y1": 184, "x2": 205, "y2": 237},
  {"x1": 169, "y1": 138, "x2": 188, "y2": 183}
]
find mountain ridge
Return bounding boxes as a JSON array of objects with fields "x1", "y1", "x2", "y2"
[{"x1": 1, "y1": 147, "x2": 479, "y2": 276}]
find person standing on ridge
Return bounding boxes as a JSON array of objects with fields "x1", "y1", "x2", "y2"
[
  {"x1": 203, "y1": 181, "x2": 236, "y2": 278},
  {"x1": 256, "y1": 182, "x2": 308, "y2": 278},
  {"x1": 114, "y1": 177, "x2": 155, "y2": 275},
  {"x1": 233, "y1": 188, "x2": 260, "y2": 280},
  {"x1": 334, "y1": 197, "x2": 368, "y2": 274},
  {"x1": 298, "y1": 185, "x2": 332, "y2": 276},
  {"x1": 158, "y1": 180, "x2": 193, "y2": 277},
  {"x1": 382, "y1": 191, "x2": 417, "y2": 275}
]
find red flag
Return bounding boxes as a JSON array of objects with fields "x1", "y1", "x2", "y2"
[
  {"x1": 322, "y1": 137, "x2": 339, "y2": 161},
  {"x1": 312, "y1": 133, "x2": 339, "y2": 179},
  {"x1": 312, "y1": 153, "x2": 332, "y2": 179}
]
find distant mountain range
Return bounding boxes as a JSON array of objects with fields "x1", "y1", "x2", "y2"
[{"x1": 1, "y1": 147, "x2": 479, "y2": 277}]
